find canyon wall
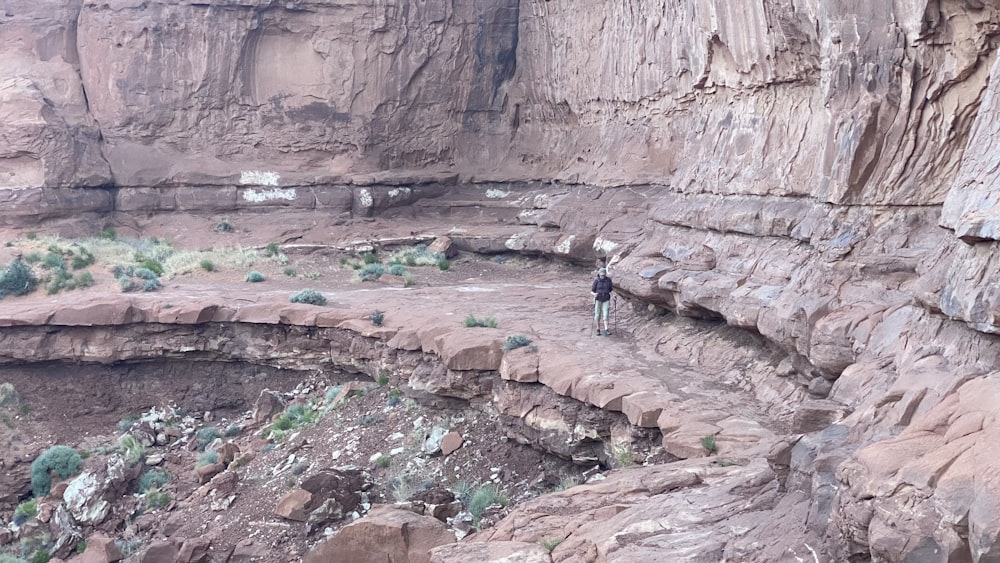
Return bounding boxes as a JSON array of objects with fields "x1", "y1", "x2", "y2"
[{"x1": 6, "y1": 0, "x2": 1000, "y2": 560}]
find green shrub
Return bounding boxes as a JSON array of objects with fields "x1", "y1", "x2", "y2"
[
  {"x1": 540, "y1": 538, "x2": 564, "y2": 553},
  {"x1": 74, "y1": 271, "x2": 94, "y2": 289},
  {"x1": 265, "y1": 242, "x2": 280, "y2": 256},
  {"x1": 700, "y1": 434, "x2": 718, "y2": 454},
  {"x1": 503, "y1": 335, "x2": 533, "y2": 351},
  {"x1": 438, "y1": 258, "x2": 451, "y2": 271},
  {"x1": 361, "y1": 251, "x2": 378, "y2": 264},
  {"x1": 138, "y1": 258, "x2": 164, "y2": 276},
  {"x1": 610, "y1": 440, "x2": 634, "y2": 468},
  {"x1": 71, "y1": 248, "x2": 95, "y2": 270},
  {"x1": 283, "y1": 268, "x2": 296, "y2": 277},
  {"x1": 117, "y1": 413, "x2": 138, "y2": 432},
  {"x1": 357, "y1": 263, "x2": 384, "y2": 281},
  {"x1": 133, "y1": 267, "x2": 157, "y2": 280},
  {"x1": 224, "y1": 424, "x2": 242, "y2": 437},
  {"x1": 215, "y1": 219, "x2": 234, "y2": 233},
  {"x1": 143, "y1": 278, "x2": 161, "y2": 292},
  {"x1": 290, "y1": 289, "x2": 326, "y2": 306},
  {"x1": 139, "y1": 470, "x2": 169, "y2": 493},
  {"x1": 369, "y1": 310, "x2": 385, "y2": 326},
  {"x1": 23, "y1": 252, "x2": 42, "y2": 264},
  {"x1": 463, "y1": 314, "x2": 497, "y2": 328},
  {"x1": 41, "y1": 252, "x2": 63, "y2": 270},
  {"x1": 25, "y1": 231, "x2": 37, "y2": 240},
  {"x1": 376, "y1": 372, "x2": 390, "y2": 386},
  {"x1": 30, "y1": 552, "x2": 50, "y2": 563},
  {"x1": 246, "y1": 271, "x2": 266, "y2": 283},
  {"x1": 388, "y1": 264, "x2": 407, "y2": 276},
  {"x1": 98, "y1": 227, "x2": 117, "y2": 240},
  {"x1": 13, "y1": 499, "x2": 38, "y2": 522},
  {"x1": 0, "y1": 259, "x2": 38, "y2": 296},
  {"x1": 195, "y1": 450, "x2": 219, "y2": 469},
  {"x1": 375, "y1": 454, "x2": 391, "y2": 469},
  {"x1": 118, "y1": 434, "x2": 145, "y2": 464},
  {"x1": 268, "y1": 402, "x2": 320, "y2": 441},
  {"x1": 145, "y1": 486, "x2": 171, "y2": 509},
  {"x1": 194, "y1": 427, "x2": 221, "y2": 451},
  {"x1": 199, "y1": 259, "x2": 214, "y2": 272},
  {"x1": 31, "y1": 445, "x2": 83, "y2": 496},
  {"x1": 119, "y1": 277, "x2": 139, "y2": 292},
  {"x1": 468, "y1": 483, "x2": 509, "y2": 525}
]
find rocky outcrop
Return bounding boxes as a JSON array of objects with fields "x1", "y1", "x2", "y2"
[{"x1": 6, "y1": 0, "x2": 1000, "y2": 561}]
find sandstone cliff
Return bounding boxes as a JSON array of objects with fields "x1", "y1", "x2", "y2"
[{"x1": 4, "y1": 0, "x2": 1000, "y2": 561}]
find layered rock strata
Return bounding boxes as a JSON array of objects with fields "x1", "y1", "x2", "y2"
[{"x1": 5, "y1": 0, "x2": 1000, "y2": 560}]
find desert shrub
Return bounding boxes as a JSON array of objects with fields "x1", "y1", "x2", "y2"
[
  {"x1": 268, "y1": 402, "x2": 319, "y2": 441},
  {"x1": 199, "y1": 259, "x2": 214, "y2": 272},
  {"x1": 369, "y1": 310, "x2": 385, "y2": 326},
  {"x1": 138, "y1": 470, "x2": 169, "y2": 493},
  {"x1": 246, "y1": 271, "x2": 265, "y2": 283},
  {"x1": 194, "y1": 427, "x2": 221, "y2": 451},
  {"x1": 98, "y1": 227, "x2": 117, "y2": 240},
  {"x1": 357, "y1": 263, "x2": 384, "y2": 281},
  {"x1": 0, "y1": 557, "x2": 28, "y2": 563},
  {"x1": 361, "y1": 251, "x2": 378, "y2": 264},
  {"x1": 610, "y1": 440, "x2": 634, "y2": 468},
  {"x1": 215, "y1": 219, "x2": 234, "y2": 233},
  {"x1": 503, "y1": 335, "x2": 532, "y2": 351},
  {"x1": 137, "y1": 258, "x2": 163, "y2": 276},
  {"x1": 133, "y1": 268, "x2": 157, "y2": 280},
  {"x1": 31, "y1": 445, "x2": 83, "y2": 496},
  {"x1": 375, "y1": 454, "x2": 391, "y2": 468},
  {"x1": 41, "y1": 252, "x2": 63, "y2": 270},
  {"x1": 71, "y1": 248, "x2": 95, "y2": 270},
  {"x1": 143, "y1": 278, "x2": 161, "y2": 292},
  {"x1": 0, "y1": 382, "x2": 19, "y2": 407},
  {"x1": 438, "y1": 258, "x2": 451, "y2": 271},
  {"x1": 13, "y1": 499, "x2": 38, "y2": 524},
  {"x1": 195, "y1": 450, "x2": 219, "y2": 469},
  {"x1": 118, "y1": 434, "x2": 146, "y2": 464},
  {"x1": 290, "y1": 289, "x2": 326, "y2": 306},
  {"x1": 388, "y1": 264, "x2": 407, "y2": 276},
  {"x1": 74, "y1": 271, "x2": 94, "y2": 288},
  {"x1": 23, "y1": 252, "x2": 42, "y2": 263},
  {"x1": 265, "y1": 242, "x2": 280, "y2": 256},
  {"x1": 387, "y1": 245, "x2": 445, "y2": 267},
  {"x1": 468, "y1": 483, "x2": 509, "y2": 525},
  {"x1": 117, "y1": 413, "x2": 138, "y2": 432},
  {"x1": 0, "y1": 259, "x2": 38, "y2": 296},
  {"x1": 25, "y1": 231, "x2": 37, "y2": 240},
  {"x1": 463, "y1": 314, "x2": 497, "y2": 328},
  {"x1": 224, "y1": 424, "x2": 242, "y2": 437},
  {"x1": 376, "y1": 372, "x2": 390, "y2": 386},
  {"x1": 540, "y1": 538, "x2": 564, "y2": 553},
  {"x1": 283, "y1": 268, "x2": 296, "y2": 277},
  {"x1": 119, "y1": 277, "x2": 139, "y2": 292},
  {"x1": 144, "y1": 486, "x2": 170, "y2": 509},
  {"x1": 701, "y1": 434, "x2": 718, "y2": 454}
]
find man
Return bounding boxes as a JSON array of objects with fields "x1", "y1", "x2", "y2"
[{"x1": 591, "y1": 267, "x2": 613, "y2": 336}]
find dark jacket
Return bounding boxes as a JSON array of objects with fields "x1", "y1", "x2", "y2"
[{"x1": 592, "y1": 276, "x2": 613, "y2": 302}]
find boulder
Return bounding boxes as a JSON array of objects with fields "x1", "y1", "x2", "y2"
[
  {"x1": 275, "y1": 488, "x2": 313, "y2": 521},
  {"x1": 303, "y1": 506, "x2": 455, "y2": 563}
]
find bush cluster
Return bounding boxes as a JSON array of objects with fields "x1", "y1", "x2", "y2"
[
  {"x1": 0, "y1": 259, "x2": 38, "y2": 296},
  {"x1": 503, "y1": 334, "x2": 533, "y2": 351},
  {"x1": 114, "y1": 265, "x2": 161, "y2": 293},
  {"x1": 290, "y1": 289, "x2": 327, "y2": 306},
  {"x1": 31, "y1": 445, "x2": 83, "y2": 496},
  {"x1": 463, "y1": 314, "x2": 497, "y2": 328}
]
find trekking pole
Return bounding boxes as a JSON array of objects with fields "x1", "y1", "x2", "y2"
[
  {"x1": 611, "y1": 294, "x2": 618, "y2": 336},
  {"x1": 590, "y1": 298, "x2": 596, "y2": 337}
]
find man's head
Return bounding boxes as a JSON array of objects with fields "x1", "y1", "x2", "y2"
[{"x1": 598, "y1": 267, "x2": 607, "y2": 277}]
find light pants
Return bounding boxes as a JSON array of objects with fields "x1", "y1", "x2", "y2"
[{"x1": 594, "y1": 300, "x2": 610, "y2": 327}]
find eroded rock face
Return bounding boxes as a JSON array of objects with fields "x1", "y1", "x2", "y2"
[{"x1": 7, "y1": 1, "x2": 1000, "y2": 561}]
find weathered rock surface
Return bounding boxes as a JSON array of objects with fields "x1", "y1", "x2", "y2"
[{"x1": 6, "y1": 0, "x2": 1000, "y2": 561}]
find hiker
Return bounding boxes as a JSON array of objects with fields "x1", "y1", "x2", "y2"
[{"x1": 591, "y1": 267, "x2": 613, "y2": 336}]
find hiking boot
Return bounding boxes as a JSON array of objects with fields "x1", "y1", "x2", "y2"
[
  {"x1": 604, "y1": 329, "x2": 611, "y2": 336},
  {"x1": 596, "y1": 329, "x2": 602, "y2": 336}
]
